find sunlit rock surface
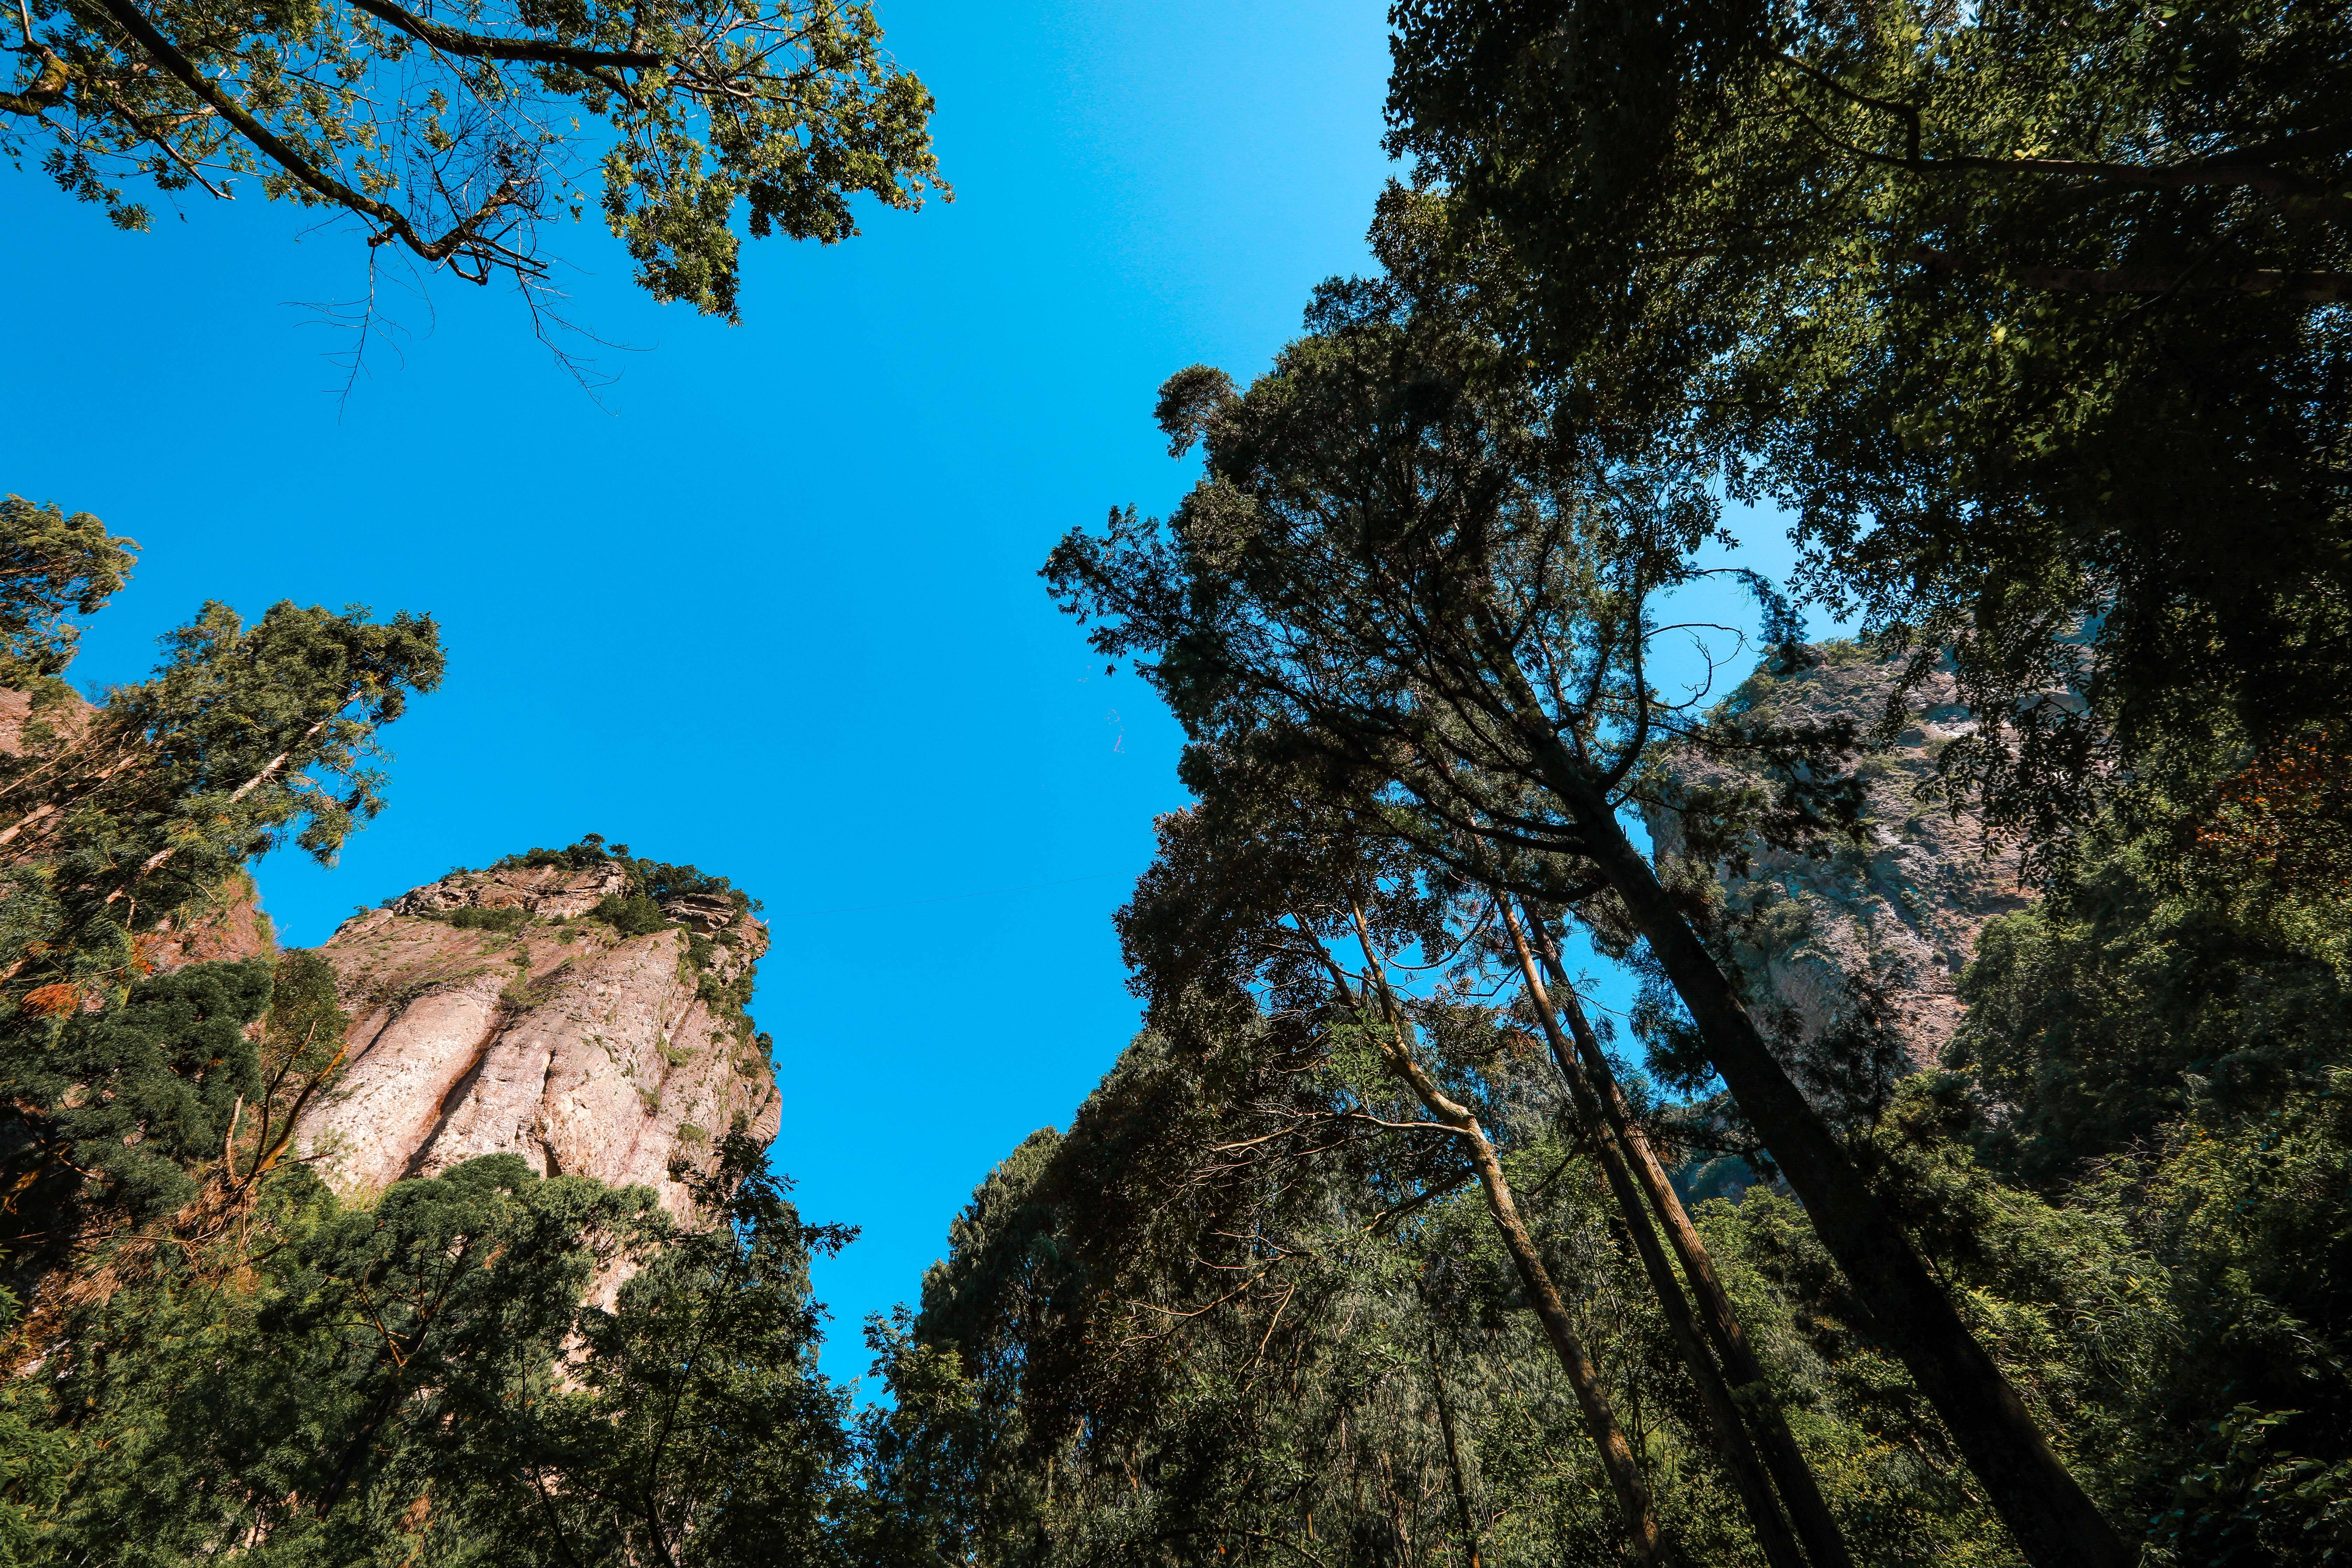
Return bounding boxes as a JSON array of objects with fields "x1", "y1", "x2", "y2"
[{"x1": 294, "y1": 861, "x2": 779, "y2": 1217}]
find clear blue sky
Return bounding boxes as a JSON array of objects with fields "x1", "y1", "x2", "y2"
[{"x1": 0, "y1": 0, "x2": 1804, "y2": 1386}]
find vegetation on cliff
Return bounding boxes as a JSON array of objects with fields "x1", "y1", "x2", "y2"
[
  {"x1": 0, "y1": 509, "x2": 444, "y2": 1289},
  {"x1": 0, "y1": 507, "x2": 855, "y2": 1568}
]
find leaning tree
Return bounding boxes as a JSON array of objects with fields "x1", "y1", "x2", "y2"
[{"x1": 1046, "y1": 301, "x2": 2127, "y2": 1567}]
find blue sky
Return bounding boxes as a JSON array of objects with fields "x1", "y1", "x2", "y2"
[{"x1": 0, "y1": 0, "x2": 1805, "y2": 1385}]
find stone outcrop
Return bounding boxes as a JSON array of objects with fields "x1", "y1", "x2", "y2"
[
  {"x1": 144, "y1": 873, "x2": 277, "y2": 970},
  {"x1": 293, "y1": 859, "x2": 780, "y2": 1218},
  {"x1": 1645, "y1": 643, "x2": 2032, "y2": 1075}
]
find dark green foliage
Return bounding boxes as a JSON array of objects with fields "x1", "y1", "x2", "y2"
[
  {"x1": 1928, "y1": 822, "x2": 2352, "y2": 1559},
  {"x1": 20, "y1": 1156, "x2": 649, "y2": 1563},
  {"x1": 7, "y1": 1145, "x2": 860, "y2": 1567},
  {"x1": 1692, "y1": 1062, "x2": 2352, "y2": 1566},
  {"x1": 1384, "y1": 0, "x2": 2352, "y2": 845},
  {"x1": 26, "y1": 959, "x2": 274, "y2": 1221},
  {"x1": 476, "y1": 1138, "x2": 858, "y2": 1567},
  {"x1": 590, "y1": 891, "x2": 672, "y2": 938},
  {"x1": 499, "y1": 837, "x2": 620, "y2": 874},
  {"x1": 2136, "y1": 1076, "x2": 2352, "y2": 1563},
  {"x1": 1951, "y1": 818, "x2": 2352, "y2": 1183},
  {"x1": 503, "y1": 835, "x2": 754, "y2": 923},
  {"x1": 441, "y1": 903, "x2": 531, "y2": 933},
  {"x1": 0, "y1": 496, "x2": 135, "y2": 700}
]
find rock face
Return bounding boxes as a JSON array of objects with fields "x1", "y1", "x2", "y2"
[
  {"x1": 1645, "y1": 644, "x2": 2031, "y2": 1076},
  {"x1": 293, "y1": 859, "x2": 780, "y2": 1218},
  {"x1": 144, "y1": 872, "x2": 278, "y2": 970}
]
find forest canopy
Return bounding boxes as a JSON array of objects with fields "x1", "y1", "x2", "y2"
[{"x1": 6, "y1": 0, "x2": 2351, "y2": 1565}]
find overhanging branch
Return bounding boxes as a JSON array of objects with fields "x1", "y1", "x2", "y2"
[
  {"x1": 91, "y1": 0, "x2": 542, "y2": 277},
  {"x1": 343, "y1": 0, "x2": 659, "y2": 73},
  {"x1": 1906, "y1": 245, "x2": 2350, "y2": 303}
]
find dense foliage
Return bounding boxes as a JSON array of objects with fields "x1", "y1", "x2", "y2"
[
  {"x1": 975, "y1": 5, "x2": 2352, "y2": 1560},
  {"x1": 0, "y1": 502, "x2": 867, "y2": 1568},
  {"x1": 1, "y1": 0, "x2": 945, "y2": 322},
  {"x1": 2, "y1": 1136, "x2": 861, "y2": 1566},
  {"x1": 866, "y1": 774, "x2": 2352, "y2": 1568},
  {"x1": 7, "y1": 0, "x2": 2350, "y2": 1564},
  {"x1": 1384, "y1": 0, "x2": 2352, "y2": 849}
]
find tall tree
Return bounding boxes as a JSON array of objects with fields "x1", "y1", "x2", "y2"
[
  {"x1": 1383, "y1": 0, "x2": 2352, "y2": 846},
  {"x1": 471, "y1": 1136, "x2": 861, "y2": 1568},
  {"x1": 1044, "y1": 306, "x2": 2126, "y2": 1564},
  {"x1": 1125, "y1": 777, "x2": 1852, "y2": 1568},
  {"x1": 0, "y1": 594, "x2": 445, "y2": 997},
  {"x1": 1496, "y1": 898, "x2": 1842, "y2": 1568},
  {"x1": 1341, "y1": 907, "x2": 1674, "y2": 1566},
  {"x1": 1514, "y1": 903, "x2": 1855, "y2": 1568}
]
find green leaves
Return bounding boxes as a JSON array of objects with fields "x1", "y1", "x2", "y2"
[
  {"x1": 1387, "y1": 0, "x2": 2352, "y2": 844},
  {"x1": 3, "y1": 0, "x2": 945, "y2": 319},
  {"x1": 36, "y1": 958, "x2": 274, "y2": 1221},
  {"x1": 503, "y1": 1142, "x2": 856, "y2": 1567},
  {"x1": 9, "y1": 1144, "x2": 861, "y2": 1567},
  {"x1": 0, "y1": 497, "x2": 135, "y2": 702}
]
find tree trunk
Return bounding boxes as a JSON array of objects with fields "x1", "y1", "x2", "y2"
[
  {"x1": 1346, "y1": 909, "x2": 1674, "y2": 1568},
  {"x1": 1424, "y1": 1323, "x2": 1484, "y2": 1568},
  {"x1": 1499, "y1": 902, "x2": 1809, "y2": 1568},
  {"x1": 1520, "y1": 900, "x2": 1858, "y2": 1568},
  {"x1": 1529, "y1": 757, "x2": 2124, "y2": 1568},
  {"x1": 91, "y1": 712, "x2": 343, "y2": 916}
]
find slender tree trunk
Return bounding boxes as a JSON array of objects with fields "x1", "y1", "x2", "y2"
[
  {"x1": 1345, "y1": 909, "x2": 1674, "y2": 1568},
  {"x1": 1523, "y1": 751, "x2": 2124, "y2": 1568},
  {"x1": 119, "y1": 712, "x2": 336, "y2": 889},
  {"x1": 1424, "y1": 1323, "x2": 1484, "y2": 1568},
  {"x1": 76, "y1": 712, "x2": 348, "y2": 926},
  {"x1": 1519, "y1": 905, "x2": 1856, "y2": 1568},
  {"x1": 0, "y1": 741, "x2": 143, "y2": 852},
  {"x1": 1499, "y1": 902, "x2": 1809, "y2": 1568},
  {"x1": 0, "y1": 799, "x2": 63, "y2": 853}
]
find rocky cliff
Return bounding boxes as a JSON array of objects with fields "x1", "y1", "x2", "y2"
[
  {"x1": 294, "y1": 856, "x2": 780, "y2": 1218},
  {"x1": 1645, "y1": 643, "x2": 2031, "y2": 1077}
]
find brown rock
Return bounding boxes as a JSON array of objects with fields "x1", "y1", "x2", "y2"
[
  {"x1": 389, "y1": 861, "x2": 629, "y2": 922},
  {"x1": 0, "y1": 686, "x2": 89, "y2": 756},
  {"x1": 293, "y1": 861, "x2": 779, "y2": 1217},
  {"x1": 1645, "y1": 644, "x2": 2032, "y2": 1077},
  {"x1": 143, "y1": 872, "x2": 278, "y2": 971}
]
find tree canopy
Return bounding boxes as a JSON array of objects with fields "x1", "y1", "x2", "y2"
[
  {"x1": 3, "y1": 0, "x2": 945, "y2": 321},
  {"x1": 1385, "y1": 0, "x2": 2352, "y2": 845}
]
